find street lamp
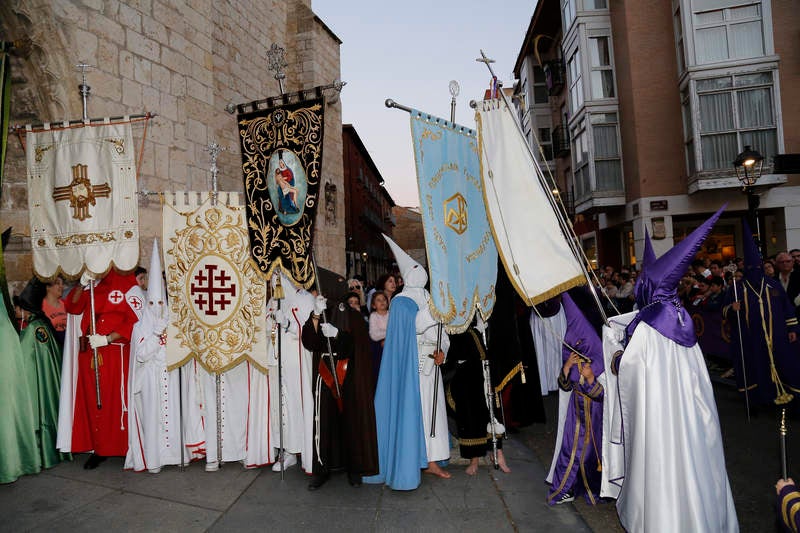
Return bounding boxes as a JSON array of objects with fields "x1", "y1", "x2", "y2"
[{"x1": 733, "y1": 145, "x2": 765, "y2": 257}]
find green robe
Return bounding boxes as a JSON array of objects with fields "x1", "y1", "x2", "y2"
[
  {"x1": 19, "y1": 315, "x2": 70, "y2": 469},
  {"x1": 0, "y1": 297, "x2": 40, "y2": 483}
]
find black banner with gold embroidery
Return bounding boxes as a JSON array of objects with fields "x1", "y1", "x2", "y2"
[{"x1": 238, "y1": 98, "x2": 324, "y2": 288}]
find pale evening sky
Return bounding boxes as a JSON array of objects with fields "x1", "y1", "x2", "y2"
[{"x1": 312, "y1": 1, "x2": 537, "y2": 207}]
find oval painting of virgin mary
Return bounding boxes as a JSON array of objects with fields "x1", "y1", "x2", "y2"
[{"x1": 267, "y1": 148, "x2": 307, "y2": 226}]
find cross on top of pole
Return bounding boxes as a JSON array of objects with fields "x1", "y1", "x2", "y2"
[
  {"x1": 267, "y1": 43, "x2": 288, "y2": 95},
  {"x1": 476, "y1": 50, "x2": 500, "y2": 81}
]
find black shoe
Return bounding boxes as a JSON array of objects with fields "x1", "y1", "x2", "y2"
[
  {"x1": 83, "y1": 454, "x2": 107, "y2": 470},
  {"x1": 307, "y1": 474, "x2": 329, "y2": 491},
  {"x1": 347, "y1": 472, "x2": 362, "y2": 487},
  {"x1": 553, "y1": 492, "x2": 575, "y2": 505}
]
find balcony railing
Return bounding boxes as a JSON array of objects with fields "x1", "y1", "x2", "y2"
[{"x1": 553, "y1": 125, "x2": 570, "y2": 157}]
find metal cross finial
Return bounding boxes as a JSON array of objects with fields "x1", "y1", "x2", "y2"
[
  {"x1": 267, "y1": 43, "x2": 288, "y2": 95},
  {"x1": 476, "y1": 50, "x2": 495, "y2": 66},
  {"x1": 476, "y1": 50, "x2": 500, "y2": 81},
  {"x1": 205, "y1": 142, "x2": 228, "y2": 206},
  {"x1": 76, "y1": 62, "x2": 93, "y2": 121}
]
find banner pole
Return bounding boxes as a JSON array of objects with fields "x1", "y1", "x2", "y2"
[
  {"x1": 205, "y1": 141, "x2": 225, "y2": 468},
  {"x1": 89, "y1": 281, "x2": 102, "y2": 409},
  {"x1": 474, "y1": 49, "x2": 608, "y2": 324}
]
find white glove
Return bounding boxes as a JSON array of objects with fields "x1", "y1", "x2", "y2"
[
  {"x1": 80, "y1": 271, "x2": 96, "y2": 288},
  {"x1": 88, "y1": 334, "x2": 109, "y2": 349},
  {"x1": 314, "y1": 295, "x2": 327, "y2": 315},
  {"x1": 272, "y1": 308, "x2": 289, "y2": 329},
  {"x1": 487, "y1": 418, "x2": 506, "y2": 436},
  {"x1": 320, "y1": 323, "x2": 338, "y2": 338},
  {"x1": 475, "y1": 314, "x2": 487, "y2": 335}
]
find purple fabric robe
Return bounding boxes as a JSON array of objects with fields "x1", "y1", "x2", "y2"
[
  {"x1": 547, "y1": 294, "x2": 604, "y2": 505},
  {"x1": 724, "y1": 278, "x2": 800, "y2": 405},
  {"x1": 724, "y1": 219, "x2": 800, "y2": 406}
]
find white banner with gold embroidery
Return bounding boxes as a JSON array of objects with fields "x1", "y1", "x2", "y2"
[
  {"x1": 26, "y1": 122, "x2": 139, "y2": 278},
  {"x1": 476, "y1": 99, "x2": 585, "y2": 305},
  {"x1": 162, "y1": 192, "x2": 268, "y2": 374}
]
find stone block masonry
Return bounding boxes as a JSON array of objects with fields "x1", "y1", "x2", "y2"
[{"x1": 0, "y1": 0, "x2": 345, "y2": 284}]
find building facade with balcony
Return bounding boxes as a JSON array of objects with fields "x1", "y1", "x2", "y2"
[
  {"x1": 391, "y1": 205, "x2": 427, "y2": 272},
  {"x1": 514, "y1": 0, "x2": 800, "y2": 269},
  {"x1": 342, "y1": 124, "x2": 396, "y2": 284}
]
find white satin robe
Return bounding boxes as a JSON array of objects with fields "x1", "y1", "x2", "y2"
[{"x1": 601, "y1": 313, "x2": 738, "y2": 532}]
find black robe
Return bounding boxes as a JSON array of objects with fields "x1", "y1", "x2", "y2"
[
  {"x1": 445, "y1": 328, "x2": 502, "y2": 459},
  {"x1": 488, "y1": 262, "x2": 547, "y2": 426},
  {"x1": 302, "y1": 302, "x2": 379, "y2": 477}
]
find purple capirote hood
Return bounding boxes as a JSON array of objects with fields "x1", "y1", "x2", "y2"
[
  {"x1": 741, "y1": 218, "x2": 764, "y2": 285},
  {"x1": 629, "y1": 204, "x2": 726, "y2": 347},
  {"x1": 561, "y1": 293, "x2": 604, "y2": 379}
]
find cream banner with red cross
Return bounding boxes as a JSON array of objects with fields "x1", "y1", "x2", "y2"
[
  {"x1": 25, "y1": 121, "x2": 139, "y2": 279},
  {"x1": 162, "y1": 192, "x2": 268, "y2": 374}
]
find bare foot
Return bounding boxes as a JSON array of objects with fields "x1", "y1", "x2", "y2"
[
  {"x1": 423, "y1": 461, "x2": 452, "y2": 479},
  {"x1": 494, "y1": 450, "x2": 511, "y2": 473},
  {"x1": 465, "y1": 458, "x2": 479, "y2": 476}
]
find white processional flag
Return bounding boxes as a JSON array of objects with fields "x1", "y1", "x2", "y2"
[
  {"x1": 26, "y1": 122, "x2": 139, "y2": 278},
  {"x1": 475, "y1": 99, "x2": 585, "y2": 304}
]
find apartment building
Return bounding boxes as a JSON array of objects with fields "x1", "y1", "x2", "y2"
[
  {"x1": 342, "y1": 124, "x2": 396, "y2": 283},
  {"x1": 514, "y1": 0, "x2": 800, "y2": 269}
]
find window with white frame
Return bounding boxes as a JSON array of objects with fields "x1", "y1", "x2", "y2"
[
  {"x1": 582, "y1": 234, "x2": 598, "y2": 270},
  {"x1": 567, "y1": 50, "x2": 583, "y2": 114},
  {"x1": 673, "y1": 6, "x2": 687, "y2": 73},
  {"x1": 681, "y1": 89, "x2": 697, "y2": 175},
  {"x1": 533, "y1": 66, "x2": 549, "y2": 104},
  {"x1": 562, "y1": 0, "x2": 576, "y2": 34},
  {"x1": 585, "y1": 0, "x2": 608, "y2": 9},
  {"x1": 572, "y1": 119, "x2": 589, "y2": 199},
  {"x1": 695, "y1": 71, "x2": 777, "y2": 171},
  {"x1": 538, "y1": 127, "x2": 554, "y2": 162},
  {"x1": 591, "y1": 113, "x2": 622, "y2": 190},
  {"x1": 589, "y1": 36, "x2": 615, "y2": 99},
  {"x1": 693, "y1": 1, "x2": 764, "y2": 64}
]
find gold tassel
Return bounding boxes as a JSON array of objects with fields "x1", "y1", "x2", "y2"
[
  {"x1": 520, "y1": 366, "x2": 527, "y2": 384},
  {"x1": 90, "y1": 353, "x2": 103, "y2": 368},
  {"x1": 273, "y1": 274, "x2": 285, "y2": 300},
  {"x1": 775, "y1": 392, "x2": 795, "y2": 405}
]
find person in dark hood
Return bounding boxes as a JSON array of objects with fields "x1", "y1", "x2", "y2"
[
  {"x1": 301, "y1": 273, "x2": 379, "y2": 490},
  {"x1": 724, "y1": 220, "x2": 800, "y2": 408}
]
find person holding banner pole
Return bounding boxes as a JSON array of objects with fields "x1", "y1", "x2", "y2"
[
  {"x1": 724, "y1": 221, "x2": 800, "y2": 412},
  {"x1": 266, "y1": 271, "x2": 315, "y2": 474},
  {"x1": 301, "y1": 286, "x2": 379, "y2": 490},
  {"x1": 445, "y1": 314, "x2": 509, "y2": 476},
  {"x1": 64, "y1": 269, "x2": 140, "y2": 469},
  {"x1": 385, "y1": 235, "x2": 451, "y2": 479}
]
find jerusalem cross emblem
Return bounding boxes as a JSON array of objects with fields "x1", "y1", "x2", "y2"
[{"x1": 191, "y1": 264, "x2": 237, "y2": 317}]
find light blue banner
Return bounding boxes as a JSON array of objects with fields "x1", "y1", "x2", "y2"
[{"x1": 411, "y1": 110, "x2": 497, "y2": 333}]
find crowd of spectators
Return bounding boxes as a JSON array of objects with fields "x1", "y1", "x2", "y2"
[{"x1": 594, "y1": 248, "x2": 800, "y2": 372}]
